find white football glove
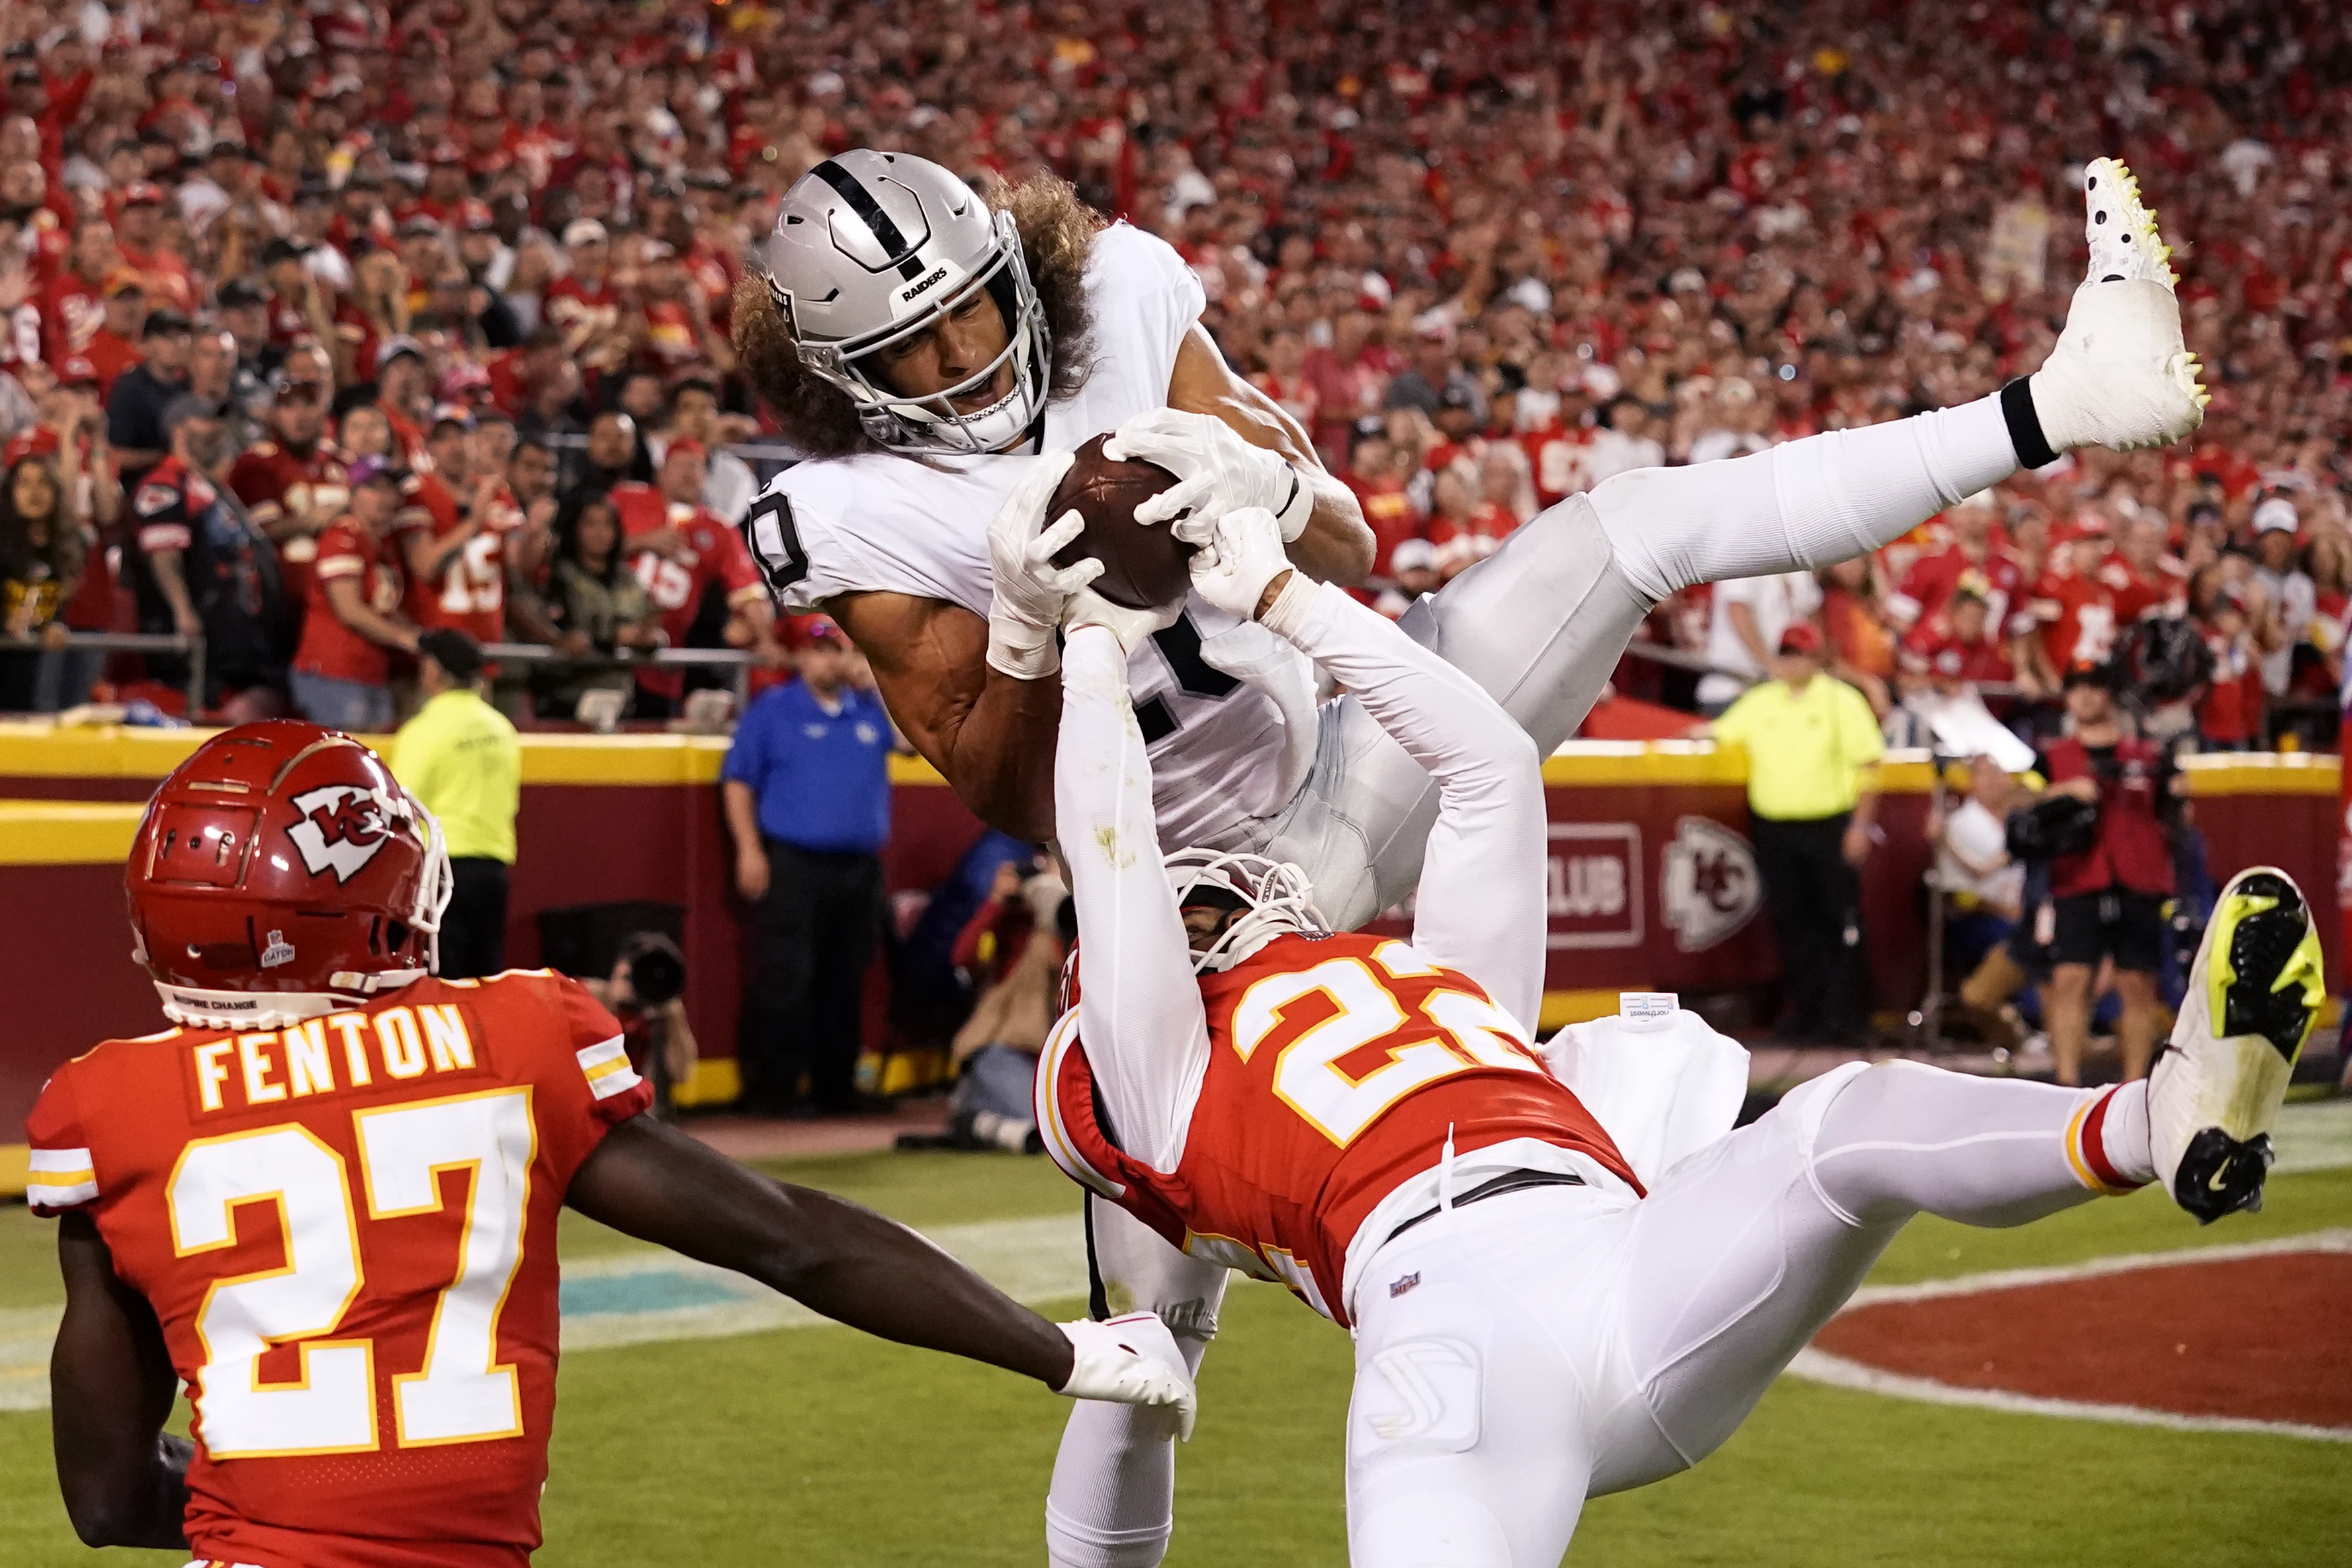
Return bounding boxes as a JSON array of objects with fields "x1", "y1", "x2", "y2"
[
  {"x1": 1055, "y1": 1311, "x2": 1197, "y2": 1440},
  {"x1": 1187, "y1": 505, "x2": 1297, "y2": 623},
  {"x1": 1063, "y1": 586, "x2": 1183, "y2": 654},
  {"x1": 1104, "y1": 408, "x2": 1313, "y2": 544},
  {"x1": 985, "y1": 450, "x2": 1096, "y2": 680}
]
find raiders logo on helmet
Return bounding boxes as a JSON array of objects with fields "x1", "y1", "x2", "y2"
[{"x1": 284, "y1": 783, "x2": 395, "y2": 882}]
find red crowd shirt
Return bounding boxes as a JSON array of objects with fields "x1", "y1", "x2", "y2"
[
  {"x1": 610, "y1": 482, "x2": 763, "y2": 699},
  {"x1": 1892, "y1": 543, "x2": 2026, "y2": 639},
  {"x1": 40, "y1": 271, "x2": 108, "y2": 363},
  {"x1": 2100, "y1": 554, "x2": 2189, "y2": 627},
  {"x1": 1520, "y1": 425, "x2": 1595, "y2": 508},
  {"x1": 402, "y1": 473, "x2": 507, "y2": 643},
  {"x1": 1346, "y1": 473, "x2": 1422, "y2": 577},
  {"x1": 228, "y1": 439, "x2": 354, "y2": 611},
  {"x1": 2028, "y1": 565, "x2": 2120, "y2": 674},
  {"x1": 1901, "y1": 627, "x2": 2015, "y2": 685},
  {"x1": 544, "y1": 276, "x2": 619, "y2": 342},
  {"x1": 1038, "y1": 932, "x2": 1639, "y2": 1328},
  {"x1": 2195, "y1": 626, "x2": 2263, "y2": 745},
  {"x1": 295, "y1": 518, "x2": 406, "y2": 685},
  {"x1": 24, "y1": 972, "x2": 652, "y2": 1568},
  {"x1": 1426, "y1": 501, "x2": 1519, "y2": 577}
]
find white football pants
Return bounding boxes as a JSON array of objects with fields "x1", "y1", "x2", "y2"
[{"x1": 1053, "y1": 1062, "x2": 2128, "y2": 1568}]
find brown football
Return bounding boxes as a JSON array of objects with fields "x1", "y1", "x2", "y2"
[{"x1": 1047, "y1": 433, "x2": 1196, "y2": 610}]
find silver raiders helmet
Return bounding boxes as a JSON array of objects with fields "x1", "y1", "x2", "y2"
[{"x1": 756, "y1": 150, "x2": 1051, "y2": 456}]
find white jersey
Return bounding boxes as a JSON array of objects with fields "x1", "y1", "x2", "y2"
[{"x1": 748, "y1": 222, "x2": 1305, "y2": 849}]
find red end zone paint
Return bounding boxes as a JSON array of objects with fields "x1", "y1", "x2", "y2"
[{"x1": 1813, "y1": 1250, "x2": 2352, "y2": 1432}]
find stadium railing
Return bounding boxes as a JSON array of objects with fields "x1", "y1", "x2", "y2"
[{"x1": 0, "y1": 633, "x2": 759, "y2": 719}]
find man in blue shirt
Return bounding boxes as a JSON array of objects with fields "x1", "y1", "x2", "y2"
[{"x1": 723, "y1": 616, "x2": 894, "y2": 1115}]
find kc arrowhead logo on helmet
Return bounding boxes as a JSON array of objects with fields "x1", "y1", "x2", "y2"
[
  {"x1": 126, "y1": 720, "x2": 453, "y2": 1029},
  {"x1": 284, "y1": 783, "x2": 396, "y2": 883}
]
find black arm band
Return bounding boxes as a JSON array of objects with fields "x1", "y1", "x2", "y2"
[{"x1": 2000, "y1": 377, "x2": 2061, "y2": 470}]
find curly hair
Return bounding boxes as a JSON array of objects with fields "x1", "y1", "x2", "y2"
[{"x1": 733, "y1": 172, "x2": 1102, "y2": 459}]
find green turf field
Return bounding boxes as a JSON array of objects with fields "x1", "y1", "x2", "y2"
[{"x1": 3, "y1": 1146, "x2": 2347, "y2": 1566}]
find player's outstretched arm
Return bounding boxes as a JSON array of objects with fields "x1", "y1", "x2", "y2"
[
  {"x1": 1053, "y1": 615, "x2": 1215, "y2": 1172},
  {"x1": 565, "y1": 1115, "x2": 1192, "y2": 1424},
  {"x1": 1191, "y1": 508, "x2": 1548, "y2": 1031},
  {"x1": 1108, "y1": 327, "x2": 1375, "y2": 587},
  {"x1": 50, "y1": 1213, "x2": 190, "y2": 1551},
  {"x1": 830, "y1": 589, "x2": 1060, "y2": 841}
]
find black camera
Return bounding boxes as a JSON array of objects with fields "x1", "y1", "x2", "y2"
[{"x1": 618, "y1": 931, "x2": 687, "y2": 1007}]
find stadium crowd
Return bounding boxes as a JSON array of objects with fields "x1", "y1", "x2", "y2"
[{"x1": 0, "y1": 0, "x2": 2344, "y2": 748}]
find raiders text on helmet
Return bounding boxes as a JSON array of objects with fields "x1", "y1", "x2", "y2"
[{"x1": 756, "y1": 150, "x2": 1052, "y2": 456}]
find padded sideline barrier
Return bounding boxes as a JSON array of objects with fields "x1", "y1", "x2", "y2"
[{"x1": 1, "y1": 726, "x2": 2336, "y2": 1190}]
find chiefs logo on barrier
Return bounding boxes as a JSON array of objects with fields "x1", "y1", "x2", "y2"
[
  {"x1": 1661, "y1": 816, "x2": 1761, "y2": 953},
  {"x1": 285, "y1": 784, "x2": 395, "y2": 883}
]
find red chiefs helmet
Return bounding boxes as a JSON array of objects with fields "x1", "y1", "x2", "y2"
[{"x1": 128, "y1": 720, "x2": 453, "y2": 1029}]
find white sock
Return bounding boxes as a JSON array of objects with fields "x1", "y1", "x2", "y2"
[
  {"x1": 1809, "y1": 1060, "x2": 2115, "y2": 1227},
  {"x1": 1590, "y1": 394, "x2": 2021, "y2": 601},
  {"x1": 1045, "y1": 1400, "x2": 1176, "y2": 1568}
]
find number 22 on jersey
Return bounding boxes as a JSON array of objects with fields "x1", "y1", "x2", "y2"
[
  {"x1": 167, "y1": 1088, "x2": 535, "y2": 1458},
  {"x1": 1229, "y1": 942, "x2": 1544, "y2": 1147}
]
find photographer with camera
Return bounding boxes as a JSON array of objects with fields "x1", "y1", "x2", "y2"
[
  {"x1": 902, "y1": 858, "x2": 1070, "y2": 1154},
  {"x1": 2035, "y1": 661, "x2": 2183, "y2": 1086},
  {"x1": 583, "y1": 932, "x2": 697, "y2": 1118}
]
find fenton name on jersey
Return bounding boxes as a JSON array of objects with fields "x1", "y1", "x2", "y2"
[{"x1": 186, "y1": 998, "x2": 492, "y2": 1117}]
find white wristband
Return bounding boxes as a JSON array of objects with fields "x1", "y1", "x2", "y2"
[
  {"x1": 1257, "y1": 571, "x2": 1321, "y2": 639},
  {"x1": 1273, "y1": 463, "x2": 1313, "y2": 542},
  {"x1": 986, "y1": 622, "x2": 1059, "y2": 681}
]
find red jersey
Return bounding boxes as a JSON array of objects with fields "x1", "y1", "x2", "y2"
[
  {"x1": 635, "y1": 298, "x2": 701, "y2": 372},
  {"x1": 2027, "y1": 566, "x2": 2120, "y2": 674},
  {"x1": 2100, "y1": 554, "x2": 2187, "y2": 626},
  {"x1": 1891, "y1": 543, "x2": 2025, "y2": 639},
  {"x1": 40, "y1": 270, "x2": 108, "y2": 362},
  {"x1": 1901, "y1": 627, "x2": 2014, "y2": 685},
  {"x1": 1426, "y1": 502, "x2": 1519, "y2": 577},
  {"x1": 1346, "y1": 474, "x2": 1421, "y2": 578},
  {"x1": 2196, "y1": 627, "x2": 2262, "y2": 745},
  {"x1": 229, "y1": 439, "x2": 354, "y2": 609},
  {"x1": 83, "y1": 326, "x2": 142, "y2": 396},
  {"x1": 402, "y1": 473, "x2": 508, "y2": 643},
  {"x1": 1038, "y1": 932, "x2": 1637, "y2": 1327},
  {"x1": 296, "y1": 519, "x2": 406, "y2": 685},
  {"x1": 25, "y1": 971, "x2": 652, "y2": 1568},
  {"x1": 611, "y1": 483, "x2": 763, "y2": 699},
  {"x1": 116, "y1": 242, "x2": 196, "y2": 316},
  {"x1": 544, "y1": 276, "x2": 619, "y2": 342},
  {"x1": 1520, "y1": 425, "x2": 1595, "y2": 508}
]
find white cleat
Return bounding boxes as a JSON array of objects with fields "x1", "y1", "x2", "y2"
[
  {"x1": 2028, "y1": 157, "x2": 2206, "y2": 455},
  {"x1": 2148, "y1": 867, "x2": 2325, "y2": 1224}
]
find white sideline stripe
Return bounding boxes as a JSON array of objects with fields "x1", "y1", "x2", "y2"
[
  {"x1": 1788, "y1": 1228, "x2": 2352, "y2": 1444},
  {"x1": 1787, "y1": 1349, "x2": 2352, "y2": 1445},
  {"x1": 2273, "y1": 1098, "x2": 2352, "y2": 1174}
]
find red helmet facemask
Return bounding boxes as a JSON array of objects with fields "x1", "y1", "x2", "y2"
[{"x1": 127, "y1": 720, "x2": 454, "y2": 1030}]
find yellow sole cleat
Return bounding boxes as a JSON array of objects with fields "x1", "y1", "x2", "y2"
[{"x1": 2149, "y1": 867, "x2": 2325, "y2": 1223}]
